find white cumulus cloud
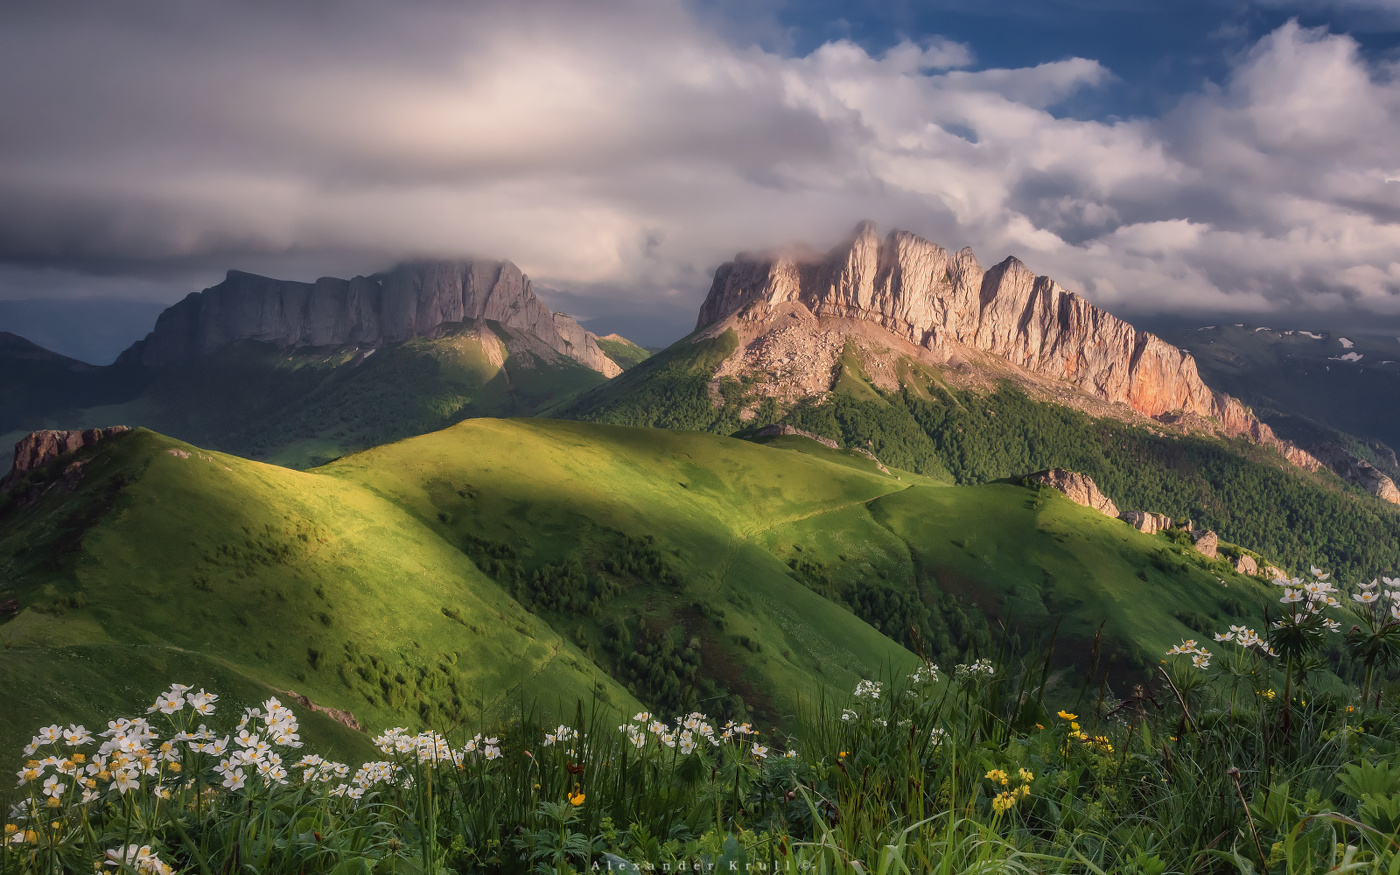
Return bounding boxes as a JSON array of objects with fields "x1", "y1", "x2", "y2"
[{"x1": 0, "y1": 1, "x2": 1398, "y2": 340}]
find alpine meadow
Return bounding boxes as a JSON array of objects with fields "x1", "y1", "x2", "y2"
[{"x1": 4, "y1": 5, "x2": 1400, "y2": 874}]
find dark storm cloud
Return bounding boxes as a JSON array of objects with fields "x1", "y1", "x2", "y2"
[{"x1": 1, "y1": 0, "x2": 1398, "y2": 340}]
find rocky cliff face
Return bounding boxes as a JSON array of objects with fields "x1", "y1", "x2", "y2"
[
  {"x1": 698, "y1": 222, "x2": 1318, "y2": 470},
  {"x1": 130, "y1": 261, "x2": 621, "y2": 377}
]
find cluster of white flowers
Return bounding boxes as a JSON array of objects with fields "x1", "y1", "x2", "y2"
[
  {"x1": 290, "y1": 753, "x2": 351, "y2": 785},
  {"x1": 614, "y1": 711, "x2": 787, "y2": 759},
  {"x1": 1167, "y1": 639, "x2": 1214, "y2": 670},
  {"x1": 11, "y1": 685, "x2": 321, "y2": 837},
  {"x1": 374, "y1": 728, "x2": 458, "y2": 766},
  {"x1": 929, "y1": 727, "x2": 947, "y2": 747},
  {"x1": 328, "y1": 761, "x2": 397, "y2": 801},
  {"x1": 462, "y1": 733, "x2": 503, "y2": 761},
  {"x1": 1170, "y1": 566, "x2": 1400, "y2": 672},
  {"x1": 1212, "y1": 625, "x2": 1275, "y2": 655},
  {"x1": 1271, "y1": 567, "x2": 1343, "y2": 632},
  {"x1": 373, "y1": 727, "x2": 501, "y2": 771},
  {"x1": 853, "y1": 680, "x2": 884, "y2": 700},
  {"x1": 954, "y1": 659, "x2": 996, "y2": 681},
  {"x1": 541, "y1": 725, "x2": 579, "y2": 748},
  {"x1": 103, "y1": 843, "x2": 174, "y2": 875},
  {"x1": 205, "y1": 697, "x2": 304, "y2": 791},
  {"x1": 908, "y1": 664, "x2": 940, "y2": 687},
  {"x1": 1350, "y1": 575, "x2": 1400, "y2": 620}
]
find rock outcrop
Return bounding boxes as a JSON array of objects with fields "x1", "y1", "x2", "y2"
[
  {"x1": 1234, "y1": 554, "x2": 1259, "y2": 576},
  {"x1": 1191, "y1": 530, "x2": 1219, "y2": 559},
  {"x1": 127, "y1": 261, "x2": 621, "y2": 377},
  {"x1": 754, "y1": 424, "x2": 839, "y2": 449},
  {"x1": 697, "y1": 222, "x2": 1318, "y2": 470},
  {"x1": 1309, "y1": 444, "x2": 1400, "y2": 505},
  {"x1": 1, "y1": 427, "x2": 130, "y2": 492},
  {"x1": 1119, "y1": 510, "x2": 1175, "y2": 535},
  {"x1": 1027, "y1": 469, "x2": 1118, "y2": 517}
]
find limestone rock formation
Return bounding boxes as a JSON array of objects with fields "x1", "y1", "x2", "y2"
[
  {"x1": 1191, "y1": 530, "x2": 1219, "y2": 559},
  {"x1": 1264, "y1": 564, "x2": 1287, "y2": 581},
  {"x1": 1309, "y1": 444, "x2": 1400, "y2": 505},
  {"x1": 754, "y1": 424, "x2": 839, "y2": 449},
  {"x1": 1027, "y1": 469, "x2": 1118, "y2": 517},
  {"x1": 697, "y1": 222, "x2": 1318, "y2": 470},
  {"x1": 1119, "y1": 510, "x2": 1175, "y2": 535},
  {"x1": 1234, "y1": 554, "x2": 1259, "y2": 576},
  {"x1": 128, "y1": 261, "x2": 621, "y2": 377},
  {"x1": 2, "y1": 427, "x2": 130, "y2": 492}
]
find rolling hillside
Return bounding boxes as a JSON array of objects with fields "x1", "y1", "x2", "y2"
[
  {"x1": 1, "y1": 418, "x2": 1297, "y2": 770},
  {"x1": 3, "y1": 322, "x2": 613, "y2": 470}
]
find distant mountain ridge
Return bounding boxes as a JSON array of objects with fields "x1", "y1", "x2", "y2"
[
  {"x1": 123, "y1": 260, "x2": 621, "y2": 377},
  {"x1": 697, "y1": 221, "x2": 1319, "y2": 471}
]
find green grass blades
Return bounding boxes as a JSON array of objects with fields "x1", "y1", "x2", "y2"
[{"x1": 4, "y1": 654, "x2": 1398, "y2": 874}]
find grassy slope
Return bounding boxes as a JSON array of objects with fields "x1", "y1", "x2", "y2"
[
  {"x1": 10, "y1": 322, "x2": 608, "y2": 471},
  {"x1": 321, "y1": 419, "x2": 922, "y2": 724},
  {"x1": 0, "y1": 428, "x2": 637, "y2": 769},
  {"x1": 1, "y1": 418, "x2": 1300, "y2": 771},
  {"x1": 563, "y1": 331, "x2": 1400, "y2": 579},
  {"x1": 595, "y1": 336, "x2": 652, "y2": 370}
]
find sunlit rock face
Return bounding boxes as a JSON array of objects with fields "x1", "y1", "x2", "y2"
[
  {"x1": 698, "y1": 221, "x2": 1318, "y2": 468},
  {"x1": 132, "y1": 261, "x2": 621, "y2": 377}
]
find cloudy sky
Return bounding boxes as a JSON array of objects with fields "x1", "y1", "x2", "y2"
[{"x1": 2, "y1": 0, "x2": 1399, "y2": 359}]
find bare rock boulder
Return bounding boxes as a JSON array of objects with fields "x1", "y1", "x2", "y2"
[
  {"x1": 1234, "y1": 554, "x2": 1259, "y2": 576},
  {"x1": 1027, "y1": 469, "x2": 1119, "y2": 517},
  {"x1": 1119, "y1": 510, "x2": 1175, "y2": 535},
  {"x1": 1191, "y1": 529, "x2": 1219, "y2": 559}
]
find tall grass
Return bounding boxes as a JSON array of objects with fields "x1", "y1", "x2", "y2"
[{"x1": 4, "y1": 636, "x2": 1398, "y2": 874}]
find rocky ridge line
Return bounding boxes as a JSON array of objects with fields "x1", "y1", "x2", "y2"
[
  {"x1": 1, "y1": 427, "x2": 130, "y2": 493},
  {"x1": 698, "y1": 222, "x2": 1319, "y2": 472},
  {"x1": 127, "y1": 261, "x2": 621, "y2": 377}
]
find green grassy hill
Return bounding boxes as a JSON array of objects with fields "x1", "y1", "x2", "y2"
[
  {"x1": 594, "y1": 333, "x2": 653, "y2": 371},
  {"x1": 0, "y1": 418, "x2": 1297, "y2": 771},
  {"x1": 4, "y1": 321, "x2": 612, "y2": 470},
  {"x1": 560, "y1": 330, "x2": 1400, "y2": 580}
]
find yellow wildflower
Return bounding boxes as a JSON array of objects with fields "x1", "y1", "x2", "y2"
[
  {"x1": 45, "y1": 797, "x2": 61, "y2": 809},
  {"x1": 991, "y1": 791, "x2": 1017, "y2": 813},
  {"x1": 568, "y1": 784, "x2": 586, "y2": 806},
  {"x1": 1018, "y1": 768, "x2": 1034, "y2": 783},
  {"x1": 3, "y1": 824, "x2": 17, "y2": 835},
  {"x1": 168, "y1": 763, "x2": 181, "y2": 773},
  {"x1": 838, "y1": 751, "x2": 847, "y2": 759},
  {"x1": 1057, "y1": 710, "x2": 1077, "y2": 721},
  {"x1": 985, "y1": 769, "x2": 1009, "y2": 785}
]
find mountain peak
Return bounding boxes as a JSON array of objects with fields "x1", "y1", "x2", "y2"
[
  {"x1": 130, "y1": 260, "x2": 621, "y2": 376},
  {"x1": 695, "y1": 222, "x2": 1318, "y2": 471}
]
